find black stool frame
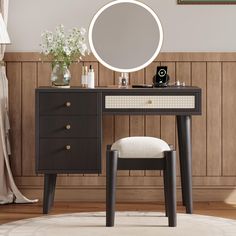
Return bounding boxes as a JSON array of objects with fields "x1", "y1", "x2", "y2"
[{"x1": 106, "y1": 145, "x2": 177, "y2": 227}]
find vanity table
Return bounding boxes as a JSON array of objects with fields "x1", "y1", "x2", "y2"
[{"x1": 35, "y1": 86, "x2": 201, "y2": 214}]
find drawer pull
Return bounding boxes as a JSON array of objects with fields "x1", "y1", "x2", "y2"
[
  {"x1": 147, "y1": 100, "x2": 153, "y2": 104},
  {"x1": 65, "y1": 124, "x2": 71, "y2": 130},
  {"x1": 65, "y1": 102, "x2": 71, "y2": 107},
  {"x1": 65, "y1": 145, "x2": 71, "y2": 150}
]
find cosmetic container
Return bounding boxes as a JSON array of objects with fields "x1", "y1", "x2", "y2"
[
  {"x1": 87, "y1": 65, "x2": 95, "y2": 88},
  {"x1": 81, "y1": 66, "x2": 88, "y2": 88}
]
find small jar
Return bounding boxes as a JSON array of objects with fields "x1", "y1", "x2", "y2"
[{"x1": 118, "y1": 72, "x2": 129, "y2": 88}]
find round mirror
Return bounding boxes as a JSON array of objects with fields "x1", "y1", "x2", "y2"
[{"x1": 89, "y1": 0, "x2": 163, "y2": 73}]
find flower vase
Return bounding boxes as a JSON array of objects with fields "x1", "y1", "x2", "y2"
[{"x1": 51, "y1": 63, "x2": 71, "y2": 88}]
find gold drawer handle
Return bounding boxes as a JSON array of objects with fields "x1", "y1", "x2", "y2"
[
  {"x1": 147, "y1": 100, "x2": 153, "y2": 104},
  {"x1": 65, "y1": 145, "x2": 71, "y2": 150},
  {"x1": 65, "y1": 124, "x2": 71, "y2": 130},
  {"x1": 65, "y1": 102, "x2": 71, "y2": 107}
]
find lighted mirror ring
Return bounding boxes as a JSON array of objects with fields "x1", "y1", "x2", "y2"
[{"x1": 88, "y1": 0, "x2": 163, "y2": 73}]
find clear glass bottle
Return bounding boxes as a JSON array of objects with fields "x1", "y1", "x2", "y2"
[{"x1": 118, "y1": 72, "x2": 129, "y2": 88}]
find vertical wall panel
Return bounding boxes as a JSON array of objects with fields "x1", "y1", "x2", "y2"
[
  {"x1": 22, "y1": 62, "x2": 37, "y2": 176},
  {"x1": 222, "y1": 62, "x2": 236, "y2": 176},
  {"x1": 176, "y1": 62, "x2": 191, "y2": 85},
  {"x1": 70, "y1": 62, "x2": 83, "y2": 86},
  {"x1": 207, "y1": 62, "x2": 222, "y2": 176},
  {"x1": 37, "y1": 62, "x2": 51, "y2": 86},
  {"x1": 114, "y1": 72, "x2": 121, "y2": 86},
  {"x1": 7, "y1": 62, "x2": 22, "y2": 176},
  {"x1": 192, "y1": 62, "x2": 207, "y2": 176},
  {"x1": 98, "y1": 64, "x2": 114, "y2": 86},
  {"x1": 130, "y1": 69, "x2": 145, "y2": 85},
  {"x1": 175, "y1": 62, "x2": 191, "y2": 176},
  {"x1": 129, "y1": 70, "x2": 145, "y2": 176}
]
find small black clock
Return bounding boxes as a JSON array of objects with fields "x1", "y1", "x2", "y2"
[{"x1": 153, "y1": 66, "x2": 170, "y2": 87}]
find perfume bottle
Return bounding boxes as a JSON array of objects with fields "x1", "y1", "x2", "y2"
[
  {"x1": 81, "y1": 66, "x2": 88, "y2": 88},
  {"x1": 118, "y1": 72, "x2": 129, "y2": 88}
]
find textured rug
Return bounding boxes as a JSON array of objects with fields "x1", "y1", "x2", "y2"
[{"x1": 0, "y1": 212, "x2": 236, "y2": 236}]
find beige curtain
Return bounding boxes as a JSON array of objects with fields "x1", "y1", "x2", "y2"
[{"x1": 0, "y1": 0, "x2": 37, "y2": 204}]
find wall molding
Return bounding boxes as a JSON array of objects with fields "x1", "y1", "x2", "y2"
[
  {"x1": 20, "y1": 187, "x2": 236, "y2": 203},
  {"x1": 5, "y1": 52, "x2": 236, "y2": 62}
]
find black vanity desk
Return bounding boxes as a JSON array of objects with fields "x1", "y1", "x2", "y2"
[{"x1": 35, "y1": 86, "x2": 202, "y2": 214}]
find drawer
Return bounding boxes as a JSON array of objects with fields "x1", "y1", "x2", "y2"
[
  {"x1": 38, "y1": 138, "x2": 100, "y2": 171},
  {"x1": 39, "y1": 116, "x2": 99, "y2": 138},
  {"x1": 39, "y1": 93, "x2": 99, "y2": 115},
  {"x1": 105, "y1": 95, "x2": 195, "y2": 109}
]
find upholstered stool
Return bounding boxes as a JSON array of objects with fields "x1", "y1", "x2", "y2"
[{"x1": 106, "y1": 136, "x2": 177, "y2": 227}]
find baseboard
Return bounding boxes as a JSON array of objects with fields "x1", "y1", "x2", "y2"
[{"x1": 19, "y1": 186, "x2": 236, "y2": 203}]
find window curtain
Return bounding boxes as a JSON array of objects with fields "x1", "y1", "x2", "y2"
[{"x1": 0, "y1": 0, "x2": 37, "y2": 204}]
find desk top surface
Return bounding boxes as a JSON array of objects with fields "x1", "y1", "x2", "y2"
[{"x1": 36, "y1": 86, "x2": 201, "y2": 93}]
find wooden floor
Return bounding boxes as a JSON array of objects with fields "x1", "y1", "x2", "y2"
[{"x1": 0, "y1": 202, "x2": 236, "y2": 225}]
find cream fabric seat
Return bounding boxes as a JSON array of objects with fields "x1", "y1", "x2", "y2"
[{"x1": 111, "y1": 136, "x2": 171, "y2": 159}]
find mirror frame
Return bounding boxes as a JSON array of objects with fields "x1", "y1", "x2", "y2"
[{"x1": 88, "y1": 0, "x2": 163, "y2": 73}]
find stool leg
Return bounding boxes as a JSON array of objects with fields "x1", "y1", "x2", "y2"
[
  {"x1": 106, "y1": 150, "x2": 118, "y2": 227},
  {"x1": 163, "y1": 170, "x2": 168, "y2": 217},
  {"x1": 165, "y1": 150, "x2": 177, "y2": 227}
]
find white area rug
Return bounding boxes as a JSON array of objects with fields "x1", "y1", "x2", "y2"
[{"x1": 0, "y1": 212, "x2": 236, "y2": 236}]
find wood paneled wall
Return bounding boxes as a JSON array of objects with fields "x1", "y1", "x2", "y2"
[{"x1": 4, "y1": 52, "x2": 236, "y2": 202}]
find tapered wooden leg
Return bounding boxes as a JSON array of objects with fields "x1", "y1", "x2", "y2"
[
  {"x1": 106, "y1": 149, "x2": 118, "y2": 227},
  {"x1": 165, "y1": 150, "x2": 177, "y2": 227},
  {"x1": 177, "y1": 115, "x2": 193, "y2": 214},
  {"x1": 163, "y1": 170, "x2": 168, "y2": 217},
  {"x1": 50, "y1": 174, "x2": 57, "y2": 208},
  {"x1": 43, "y1": 174, "x2": 57, "y2": 214},
  {"x1": 177, "y1": 116, "x2": 186, "y2": 206}
]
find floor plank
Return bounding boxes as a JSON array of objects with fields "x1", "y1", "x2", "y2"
[{"x1": 0, "y1": 202, "x2": 236, "y2": 224}]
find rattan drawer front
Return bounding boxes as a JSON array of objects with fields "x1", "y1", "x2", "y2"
[{"x1": 105, "y1": 95, "x2": 195, "y2": 109}]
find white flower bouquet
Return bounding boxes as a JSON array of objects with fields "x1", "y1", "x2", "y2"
[{"x1": 40, "y1": 24, "x2": 89, "y2": 67}]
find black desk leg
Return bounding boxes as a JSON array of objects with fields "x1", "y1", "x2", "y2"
[
  {"x1": 106, "y1": 149, "x2": 118, "y2": 227},
  {"x1": 43, "y1": 174, "x2": 57, "y2": 214},
  {"x1": 177, "y1": 115, "x2": 193, "y2": 214},
  {"x1": 177, "y1": 116, "x2": 186, "y2": 207}
]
